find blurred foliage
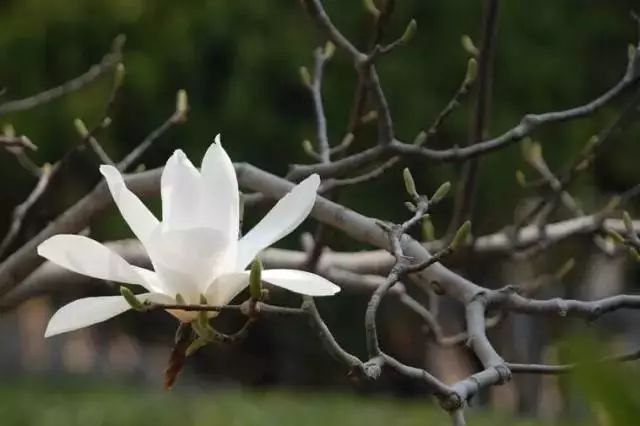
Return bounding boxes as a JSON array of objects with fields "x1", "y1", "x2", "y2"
[
  {"x1": 0, "y1": 380, "x2": 544, "y2": 426},
  {"x1": 558, "y1": 333, "x2": 640, "y2": 426}
]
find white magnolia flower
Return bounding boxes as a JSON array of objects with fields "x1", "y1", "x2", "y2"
[{"x1": 38, "y1": 136, "x2": 339, "y2": 337}]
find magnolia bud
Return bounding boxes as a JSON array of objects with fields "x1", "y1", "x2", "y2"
[
  {"x1": 401, "y1": 19, "x2": 417, "y2": 44},
  {"x1": 451, "y1": 220, "x2": 471, "y2": 250},
  {"x1": 299, "y1": 66, "x2": 312, "y2": 87},
  {"x1": 250, "y1": 258, "x2": 263, "y2": 300},
  {"x1": 73, "y1": 118, "x2": 90, "y2": 139},
  {"x1": 464, "y1": 58, "x2": 478, "y2": 85},
  {"x1": 461, "y1": 35, "x2": 479, "y2": 56},
  {"x1": 402, "y1": 168, "x2": 419, "y2": 199},
  {"x1": 175, "y1": 89, "x2": 188, "y2": 117},
  {"x1": 431, "y1": 181, "x2": 451, "y2": 204},
  {"x1": 120, "y1": 286, "x2": 145, "y2": 311}
]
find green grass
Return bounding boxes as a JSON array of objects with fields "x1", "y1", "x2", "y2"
[{"x1": 0, "y1": 379, "x2": 545, "y2": 426}]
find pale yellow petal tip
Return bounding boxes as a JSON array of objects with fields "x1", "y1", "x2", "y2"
[{"x1": 214, "y1": 134, "x2": 222, "y2": 145}]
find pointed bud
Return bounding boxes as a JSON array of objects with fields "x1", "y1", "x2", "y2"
[
  {"x1": 360, "y1": 110, "x2": 378, "y2": 124},
  {"x1": 73, "y1": 118, "x2": 90, "y2": 138},
  {"x1": 299, "y1": 66, "x2": 312, "y2": 87},
  {"x1": 175, "y1": 89, "x2": 188, "y2": 117},
  {"x1": 324, "y1": 41, "x2": 336, "y2": 59},
  {"x1": 515, "y1": 170, "x2": 527, "y2": 187},
  {"x1": 2, "y1": 123, "x2": 15, "y2": 137},
  {"x1": 554, "y1": 258, "x2": 575, "y2": 280},
  {"x1": 451, "y1": 220, "x2": 471, "y2": 250},
  {"x1": 363, "y1": 0, "x2": 380, "y2": 17},
  {"x1": 404, "y1": 201, "x2": 417, "y2": 212},
  {"x1": 250, "y1": 258, "x2": 263, "y2": 300},
  {"x1": 623, "y1": 211, "x2": 634, "y2": 233},
  {"x1": 463, "y1": 58, "x2": 478, "y2": 85},
  {"x1": 607, "y1": 229, "x2": 626, "y2": 244},
  {"x1": 401, "y1": 19, "x2": 417, "y2": 44},
  {"x1": 422, "y1": 216, "x2": 435, "y2": 241},
  {"x1": 403, "y1": 168, "x2": 419, "y2": 199},
  {"x1": 461, "y1": 35, "x2": 479, "y2": 56},
  {"x1": 120, "y1": 286, "x2": 146, "y2": 311},
  {"x1": 302, "y1": 139, "x2": 316, "y2": 157},
  {"x1": 114, "y1": 63, "x2": 126, "y2": 89},
  {"x1": 431, "y1": 181, "x2": 451, "y2": 204},
  {"x1": 604, "y1": 196, "x2": 621, "y2": 214},
  {"x1": 186, "y1": 337, "x2": 209, "y2": 357}
]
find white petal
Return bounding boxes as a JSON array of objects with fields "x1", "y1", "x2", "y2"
[
  {"x1": 261, "y1": 269, "x2": 340, "y2": 296},
  {"x1": 205, "y1": 268, "x2": 340, "y2": 306},
  {"x1": 161, "y1": 150, "x2": 203, "y2": 231},
  {"x1": 200, "y1": 136, "x2": 239, "y2": 241},
  {"x1": 147, "y1": 226, "x2": 234, "y2": 298},
  {"x1": 44, "y1": 292, "x2": 173, "y2": 337},
  {"x1": 100, "y1": 165, "x2": 159, "y2": 244},
  {"x1": 235, "y1": 174, "x2": 320, "y2": 270},
  {"x1": 37, "y1": 235, "x2": 151, "y2": 289},
  {"x1": 204, "y1": 272, "x2": 248, "y2": 306}
]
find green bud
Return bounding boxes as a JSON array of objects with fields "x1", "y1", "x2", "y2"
[
  {"x1": 299, "y1": 66, "x2": 312, "y2": 87},
  {"x1": 623, "y1": 211, "x2": 634, "y2": 233},
  {"x1": 422, "y1": 215, "x2": 435, "y2": 241},
  {"x1": 360, "y1": 110, "x2": 378, "y2": 124},
  {"x1": 401, "y1": 19, "x2": 417, "y2": 44},
  {"x1": 463, "y1": 58, "x2": 478, "y2": 85},
  {"x1": 114, "y1": 63, "x2": 126, "y2": 89},
  {"x1": 402, "y1": 168, "x2": 419, "y2": 199},
  {"x1": 176, "y1": 89, "x2": 188, "y2": 116},
  {"x1": 630, "y1": 247, "x2": 640, "y2": 262},
  {"x1": 431, "y1": 181, "x2": 451, "y2": 204},
  {"x1": 554, "y1": 258, "x2": 575, "y2": 280},
  {"x1": 604, "y1": 196, "x2": 621, "y2": 214},
  {"x1": 3, "y1": 123, "x2": 15, "y2": 137},
  {"x1": 515, "y1": 170, "x2": 527, "y2": 187},
  {"x1": 324, "y1": 41, "x2": 335, "y2": 59},
  {"x1": 607, "y1": 229, "x2": 626, "y2": 244},
  {"x1": 461, "y1": 35, "x2": 479, "y2": 56},
  {"x1": 404, "y1": 201, "x2": 417, "y2": 212},
  {"x1": 363, "y1": 0, "x2": 380, "y2": 17},
  {"x1": 249, "y1": 258, "x2": 263, "y2": 300},
  {"x1": 120, "y1": 286, "x2": 145, "y2": 311},
  {"x1": 451, "y1": 220, "x2": 471, "y2": 250},
  {"x1": 186, "y1": 337, "x2": 210, "y2": 357},
  {"x1": 302, "y1": 139, "x2": 316, "y2": 156},
  {"x1": 629, "y1": 44, "x2": 637, "y2": 63},
  {"x1": 73, "y1": 118, "x2": 90, "y2": 138}
]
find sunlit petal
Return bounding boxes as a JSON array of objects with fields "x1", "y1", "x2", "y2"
[
  {"x1": 235, "y1": 174, "x2": 320, "y2": 270},
  {"x1": 200, "y1": 135, "x2": 239, "y2": 242}
]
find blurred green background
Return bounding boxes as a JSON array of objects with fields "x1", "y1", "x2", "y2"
[{"x1": 1, "y1": 0, "x2": 640, "y2": 424}]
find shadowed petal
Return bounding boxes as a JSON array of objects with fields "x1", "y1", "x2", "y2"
[
  {"x1": 100, "y1": 165, "x2": 159, "y2": 244},
  {"x1": 44, "y1": 293, "x2": 173, "y2": 337},
  {"x1": 235, "y1": 174, "x2": 320, "y2": 270},
  {"x1": 37, "y1": 235, "x2": 157, "y2": 290},
  {"x1": 161, "y1": 150, "x2": 203, "y2": 231}
]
